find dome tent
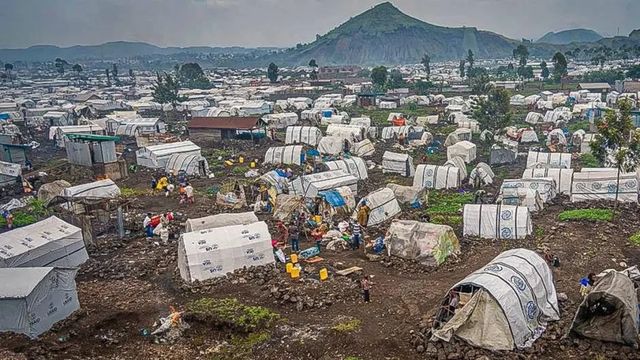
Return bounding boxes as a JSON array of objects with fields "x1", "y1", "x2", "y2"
[
  {"x1": 463, "y1": 204, "x2": 532, "y2": 240},
  {"x1": 501, "y1": 178, "x2": 557, "y2": 203},
  {"x1": 324, "y1": 157, "x2": 368, "y2": 180},
  {"x1": 413, "y1": 164, "x2": 461, "y2": 190},
  {"x1": 165, "y1": 153, "x2": 209, "y2": 177},
  {"x1": 354, "y1": 188, "x2": 401, "y2": 227},
  {"x1": 285, "y1": 126, "x2": 322, "y2": 146},
  {"x1": 431, "y1": 248, "x2": 559, "y2": 351},
  {"x1": 264, "y1": 145, "x2": 304, "y2": 166}
]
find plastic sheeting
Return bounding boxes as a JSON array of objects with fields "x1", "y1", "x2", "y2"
[
  {"x1": 469, "y1": 163, "x2": 495, "y2": 186},
  {"x1": 380, "y1": 126, "x2": 422, "y2": 140},
  {"x1": 353, "y1": 139, "x2": 375, "y2": 157},
  {"x1": 447, "y1": 141, "x2": 476, "y2": 163},
  {"x1": 289, "y1": 170, "x2": 358, "y2": 198},
  {"x1": 324, "y1": 157, "x2": 368, "y2": 180},
  {"x1": 0, "y1": 267, "x2": 80, "y2": 339},
  {"x1": 524, "y1": 112, "x2": 545, "y2": 125},
  {"x1": 526, "y1": 151, "x2": 572, "y2": 169},
  {"x1": 432, "y1": 249, "x2": 559, "y2": 350},
  {"x1": 501, "y1": 178, "x2": 557, "y2": 203},
  {"x1": 63, "y1": 179, "x2": 120, "y2": 199},
  {"x1": 386, "y1": 183, "x2": 425, "y2": 204},
  {"x1": 570, "y1": 170, "x2": 638, "y2": 203},
  {"x1": 382, "y1": 151, "x2": 414, "y2": 177},
  {"x1": 463, "y1": 204, "x2": 532, "y2": 240},
  {"x1": 444, "y1": 156, "x2": 468, "y2": 180},
  {"x1": 264, "y1": 145, "x2": 304, "y2": 166},
  {"x1": 136, "y1": 141, "x2": 201, "y2": 169},
  {"x1": 355, "y1": 188, "x2": 401, "y2": 226},
  {"x1": 325, "y1": 124, "x2": 365, "y2": 141},
  {"x1": 285, "y1": 126, "x2": 322, "y2": 146},
  {"x1": 184, "y1": 212, "x2": 259, "y2": 232},
  {"x1": 165, "y1": 153, "x2": 209, "y2": 176},
  {"x1": 498, "y1": 187, "x2": 544, "y2": 212},
  {"x1": 317, "y1": 136, "x2": 346, "y2": 155},
  {"x1": 0, "y1": 216, "x2": 88, "y2": 268},
  {"x1": 413, "y1": 165, "x2": 461, "y2": 190},
  {"x1": 178, "y1": 221, "x2": 274, "y2": 282},
  {"x1": 385, "y1": 220, "x2": 460, "y2": 266},
  {"x1": 522, "y1": 168, "x2": 574, "y2": 195}
]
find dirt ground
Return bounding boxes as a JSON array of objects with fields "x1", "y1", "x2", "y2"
[{"x1": 1, "y1": 129, "x2": 640, "y2": 360}]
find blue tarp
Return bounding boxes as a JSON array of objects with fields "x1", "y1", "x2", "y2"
[
  {"x1": 306, "y1": 149, "x2": 320, "y2": 157},
  {"x1": 0, "y1": 113, "x2": 10, "y2": 120},
  {"x1": 318, "y1": 190, "x2": 346, "y2": 207}
]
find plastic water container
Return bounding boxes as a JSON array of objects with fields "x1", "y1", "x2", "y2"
[
  {"x1": 224, "y1": 160, "x2": 233, "y2": 166},
  {"x1": 286, "y1": 263, "x2": 293, "y2": 273},
  {"x1": 239, "y1": 156, "x2": 244, "y2": 164},
  {"x1": 290, "y1": 254, "x2": 298, "y2": 264},
  {"x1": 319, "y1": 268, "x2": 328, "y2": 281},
  {"x1": 290, "y1": 267, "x2": 300, "y2": 279},
  {"x1": 250, "y1": 162, "x2": 256, "y2": 168}
]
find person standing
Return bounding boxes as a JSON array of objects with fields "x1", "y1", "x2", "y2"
[
  {"x1": 361, "y1": 275, "x2": 372, "y2": 303},
  {"x1": 288, "y1": 223, "x2": 299, "y2": 252},
  {"x1": 351, "y1": 221, "x2": 362, "y2": 250},
  {"x1": 143, "y1": 213, "x2": 153, "y2": 239},
  {"x1": 185, "y1": 183, "x2": 194, "y2": 204},
  {"x1": 2, "y1": 210, "x2": 14, "y2": 230}
]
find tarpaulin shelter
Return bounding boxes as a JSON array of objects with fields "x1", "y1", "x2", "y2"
[
  {"x1": 526, "y1": 151, "x2": 572, "y2": 169},
  {"x1": 0, "y1": 161, "x2": 21, "y2": 186},
  {"x1": 285, "y1": 126, "x2": 322, "y2": 146},
  {"x1": 380, "y1": 126, "x2": 422, "y2": 140},
  {"x1": 570, "y1": 170, "x2": 638, "y2": 203},
  {"x1": 273, "y1": 194, "x2": 307, "y2": 221},
  {"x1": 447, "y1": 141, "x2": 476, "y2": 163},
  {"x1": 289, "y1": 170, "x2": 358, "y2": 198},
  {"x1": 177, "y1": 221, "x2": 274, "y2": 282},
  {"x1": 520, "y1": 129, "x2": 539, "y2": 143},
  {"x1": 522, "y1": 168, "x2": 574, "y2": 195},
  {"x1": 498, "y1": 187, "x2": 544, "y2": 212},
  {"x1": 258, "y1": 170, "x2": 289, "y2": 194},
  {"x1": 355, "y1": 188, "x2": 401, "y2": 226},
  {"x1": 184, "y1": 212, "x2": 259, "y2": 232},
  {"x1": 318, "y1": 186, "x2": 356, "y2": 217},
  {"x1": 489, "y1": 145, "x2": 517, "y2": 166},
  {"x1": 62, "y1": 179, "x2": 120, "y2": 200},
  {"x1": 382, "y1": 151, "x2": 415, "y2": 177},
  {"x1": 136, "y1": 141, "x2": 201, "y2": 169},
  {"x1": 215, "y1": 181, "x2": 247, "y2": 209},
  {"x1": 501, "y1": 178, "x2": 557, "y2": 203},
  {"x1": 386, "y1": 183, "x2": 426, "y2": 204},
  {"x1": 317, "y1": 136, "x2": 346, "y2": 155},
  {"x1": 569, "y1": 271, "x2": 638, "y2": 346},
  {"x1": 0, "y1": 216, "x2": 88, "y2": 268},
  {"x1": 444, "y1": 132, "x2": 460, "y2": 147},
  {"x1": 413, "y1": 165, "x2": 461, "y2": 190},
  {"x1": 165, "y1": 153, "x2": 209, "y2": 177},
  {"x1": 325, "y1": 124, "x2": 366, "y2": 141},
  {"x1": 324, "y1": 157, "x2": 368, "y2": 180},
  {"x1": 37, "y1": 180, "x2": 71, "y2": 203},
  {"x1": 264, "y1": 145, "x2": 304, "y2": 166},
  {"x1": 463, "y1": 204, "x2": 533, "y2": 239},
  {"x1": 385, "y1": 220, "x2": 460, "y2": 266},
  {"x1": 353, "y1": 139, "x2": 375, "y2": 157},
  {"x1": 525, "y1": 112, "x2": 545, "y2": 125},
  {"x1": 444, "y1": 156, "x2": 468, "y2": 180},
  {"x1": 469, "y1": 163, "x2": 495, "y2": 186},
  {"x1": 0, "y1": 267, "x2": 80, "y2": 339},
  {"x1": 431, "y1": 248, "x2": 559, "y2": 351},
  {"x1": 262, "y1": 112, "x2": 298, "y2": 129}
]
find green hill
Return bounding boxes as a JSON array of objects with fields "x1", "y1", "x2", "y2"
[{"x1": 537, "y1": 29, "x2": 603, "y2": 45}]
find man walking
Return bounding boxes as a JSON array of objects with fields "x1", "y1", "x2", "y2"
[
  {"x1": 288, "y1": 223, "x2": 299, "y2": 252},
  {"x1": 361, "y1": 275, "x2": 372, "y2": 303}
]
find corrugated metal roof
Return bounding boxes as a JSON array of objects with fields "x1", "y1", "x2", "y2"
[{"x1": 189, "y1": 117, "x2": 261, "y2": 130}]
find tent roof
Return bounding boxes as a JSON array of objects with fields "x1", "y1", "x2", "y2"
[
  {"x1": 189, "y1": 117, "x2": 263, "y2": 130},
  {"x1": 0, "y1": 267, "x2": 52, "y2": 299}
]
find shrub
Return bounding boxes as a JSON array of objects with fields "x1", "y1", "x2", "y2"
[
  {"x1": 186, "y1": 298, "x2": 279, "y2": 333},
  {"x1": 579, "y1": 153, "x2": 600, "y2": 168},
  {"x1": 630, "y1": 232, "x2": 640, "y2": 246},
  {"x1": 558, "y1": 209, "x2": 613, "y2": 222}
]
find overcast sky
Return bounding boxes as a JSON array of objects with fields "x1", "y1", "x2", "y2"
[{"x1": 1, "y1": 0, "x2": 638, "y2": 48}]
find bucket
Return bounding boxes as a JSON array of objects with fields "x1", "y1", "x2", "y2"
[
  {"x1": 290, "y1": 267, "x2": 300, "y2": 279},
  {"x1": 319, "y1": 268, "x2": 328, "y2": 281},
  {"x1": 290, "y1": 254, "x2": 298, "y2": 264},
  {"x1": 286, "y1": 263, "x2": 293, "y2": 273},
  {"x1": 250, "y1": 162, "x2": 256, "y2": 168},
  {"x1": 239, "y1": 156, "x2": 244, "y2": 164}
]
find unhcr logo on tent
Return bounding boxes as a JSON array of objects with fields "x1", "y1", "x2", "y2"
[
  {"x1": 484, "y1": 264, "x2": 503, "y2": 272},
  {"x1": 63, "y1": 293, "x2": 73, "y2": 306},
  {"x1": 47, "y1": 303, "x2": 58, "y2": 317},
  {"x1": 526, "y1": 301, "x2": 538, "y2": 320},
  {"x1": 511, "y1": 276, "x2": 526, "y2": 291}
]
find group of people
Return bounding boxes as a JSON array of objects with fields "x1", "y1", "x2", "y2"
[{"x1": 151, "y1": 173, "x2": 194, "y2": 205}]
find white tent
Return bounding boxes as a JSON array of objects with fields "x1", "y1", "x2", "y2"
[
  {"x1": 63, "y1": 179, "x2": 121, "y2": 199},
  {"x1": 289, "y1": 170, "x2": 358, "y2": 198},
  {"x1": 350, "y1": 117, "x2": 371, "y2": 128},
  {"x1": 522, "y1": 168, "x2": 573, "y2": 195},
  {"x1": 454, "y1": 128, "x2": 473, "y2": 141},
  {"x1": 263, "y1": 112, "x2": 298, "y2": 129},
  {"x1": 580, "y1": 134, "x2": 598, "y2": 154},
  {"x1": 355, "y1": 188, "x2": 401, "y2": 226},
  {"x1": 0, "y1": 216, "x2": 88, "y2": 268},
  {"x1": 416, "y1": 115, "x2": 439, "y2": 126},
  {"x1": 520, "y1": 129, "x2": 539, "y2": 143},
  {"x1": 431, "y1": 248, "x2": 559, "y2": 351},
  {"x1": 546, "y1": 129, "x2": 567, "y2": 147},
  {"x1": 326, "y1": 124, "x2": 366, "y2": 141},
  {"x1": 177, "y1": 221, "x2": 274, "y2": 282},
  {"x1": 317, "y1": 136, "x2": 346, "y2": 155},
  {"x1": 386, "y1": 183, "x2": 425, "y2": 204},
  {"x1": 501, "y1": 178, "x2": 557, "y2": 202},
  {"x1": 0, "y1": 161, "x2": 21, "y2": 186},
  {"x1": 385, "y1": 220, "x2": 460, "y2": 266},
  {"x1": 285, "y1": 126, "x2": 322, "y2": 146},
  {"x1": 264, "y1": 145, "x2": 304, "y2": 166},
  {"x1": 469, "y1": 162, "x2": 495, "y2": 186},
  {"x1": 413, "y1": 165, "x2": 461, "y2": 190},
  {"x1": 444, "y1": 132, "x2": 460, "y2": 147},
  {"x1": 165, "y1": 153, "x2": 210, "y2": 176},
  {"x1": 524, "y1": 112, "x2": 545, "y2": 125},
  {"x1": 185, "y1": 212, "x2": 259, "y2": 232},
  {"x1": 510, "y1": 94, "x2": 525, "y2": 106},
  {"x1": 526, "y1": 151, "x2": 572, "y2": 169},
  {"x1": 324, "y1": 157, "x2": 368, "y2": 180},
  {"x1": 353, "y1": 139, "x2": 375, "y2": 157},
  {"x1": 444, "y1": 156, "x2": 468, "y2": 180},
  {"x1": 498, "y1": 187, "x2": 544, "y2": 212},
  {"x1": 463, "y1": 204, "x2": 532, "y2": 239},
  {"x1": 447, "y1": 141, "x2": 477, "y2": 163},
  {"x1": 380, "y1": 126, "x2": 422, "y2": 140},
  {"x1": 136, "y1": 141, "x2": 201, "y2": 169},
  {"x1": 571, "y1": 170, "x2": 638, "y2": 203},
  {"x1": 382, "y1": 151, "x2": 415, "y2": 177},
  {"x1": 0, "y1": 267, "x2": 80, "y2": 339}
]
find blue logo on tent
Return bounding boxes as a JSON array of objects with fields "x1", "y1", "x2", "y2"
[
  {"x1": 511, "y1": 276, "x2": 526, "y2": 291},
  {"x1": 530, "y1": 182, "x2": 539, "y2": 190},
  {"x1": 501, "y1": 228, "x2": 513, "y2": 239},
  {"x1": 607, "y1": 183, "x2": 618, "y2": 193},
  {"x1": 485, "y1": 264, "x2": 503, "y2": 272},
  {"x1": 426, "y1": 169, "x2": 434, "y2": 176},
  {"x1": 501, "y1": 210, "x2": 512, "y2": 220},
  {"x1": 592, "y1": 182, "x2": 602, "y2": 190},
  {"x1": 526, "y1": 301, "x2": 538, "y2": 319},
  {"x1": 425, "y1": 181, "x2": 433, "y2": 188},
  {"x1": 626, "y1": 180, "x2": 637, "y2": 189}
]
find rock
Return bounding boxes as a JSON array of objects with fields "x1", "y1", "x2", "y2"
[
  {"x1": 296, "y1": 302, "x2": 304, "y2": 311},
  {"x1": 447, "y1": 353, "x2": 461, "y2": 360},
  {"x1": 557, "y1": 292, "x2": 569, "y2": 302},
  {"x1": 619, "y1": 261, "x2": 627, "y2": 268},
  {"x1": 426, "y1": 343, "x2": 438, "y2": 355},
  {"x1": 416, "y1": 345, "x2": 425, "y2": 353}
]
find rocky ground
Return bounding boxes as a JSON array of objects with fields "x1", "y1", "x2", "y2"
[{"x1": 1, "y1": 128, "x2": 639, "y2": 360}]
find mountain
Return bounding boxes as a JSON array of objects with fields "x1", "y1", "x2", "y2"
[
  {"x1": 272, "y1": 2, "x2": 520, "y2": 65},
  {"x1": 0, "y1": 41, "x2": 276, "y2": 62},
  {"x1": 536, "y1": 29, "x2": 603, "y2": 45}
]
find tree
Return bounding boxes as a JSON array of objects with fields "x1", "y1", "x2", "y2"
[
  {"x1": 540, "y1": 61, "x2": 550, "y2": 80},
  {"x1": 129, "y1": 69, "x2": 135, "y2": 82},
  {"x1": 308, "y1": 59, "x2": 318, "y2": 80},
  {"x1": 72, "y1": 64, "x2": 83, "y2": 75},
  {"x1": 105, "y1": 69, "x2": 111, "y2": 86},
  {"x1": 371, "y1": 66, "x2": 388, "y2": 88},
  {"x1": 581, "y1": 69, "x2": 624, "y2": 84},
  {"x1": 421, "y1": 53, "x2": 431, "y2": 79},
  {"x1": 388, "y1": 70, "x2": 406, "y2": 89},
  {"x1": 470, "y1": 73, "x2": 492, "y2": 95},
  {"x1": 3, "y1": 63, "x2": 13, "y2": 81},
  {"x1": 112, "y1": 64, "x2": 120, "y2": 85},
  {"x1": 267, "y1": 63, "x2": 279, "y2": 83},
  {"x1": 518, "y1": 65, "x2": 534, "y2": 79},
  {"x1": 178, "y1": 62, "x2": 211, "y2": 89},
  {"x1": 54, "y1": 58, "x2": 68, "y2": 75},
  {"x1": 466, "y1": 49, "x2": 475, "y2": 71},
  {"x1": 152, "y1": 72, "x2": 184, "y2": 109},
  {"x1": 590, "y1": 99, "x2": 640, "y2": 207},
  {"x1": 459, "y1": 60, "x2": 466, "y2": 78},
  {"x1": 627, "y1": 64, "x2": 640, "y2": 79},
  {"x1": 412, "y1": 80, "x2": 434, "y2": 96},
  {"x1": 472, "y1": 88, "x2": 512, "y2": 136},
  {"x1": 551, "y1": 52, "x2": 568, "y2": 82},
  {"x1": 513, "y1": 44, "x2": 529, "y2": 78},
  {"x1": 308, "y1": 59, "x2": 318, "y2": 68}
]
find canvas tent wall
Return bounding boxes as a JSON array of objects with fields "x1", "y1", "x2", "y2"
[
  {"x1": 353, "y1": 139, "x2": 375, "y2": 157},
  {"x1": 185, "y1": 212, "x2": 259, "y2": 232},
  {"x1": 63, "y1": 179, "x2": 120, "y2": 200},
  {"x1": 498, "y1": 187, "x2": 544, "y2": 212},
  {"x1": 444, "y1": 156, "x2": 468, "y2": 180},
  {"x1": 525, "y1": 112, "x2": 545, "y2": 125},
  {"x1": 385, "y1": 220, "x2": 460, "y2": 266},
  {"x1": 469, "y1": 162, "x2": 495, "y2": 186},
  {"x1": 325, "y1": 124, "x2": 366, "y2": 141},
  {"x1": 526, "y1": 151, "x2": 572, "y2": 169},
  {"x1": 165, "y1": 153, "x2": 209, "y2": 176},
  {"x1": 569, "y1": 271, "x2": 638, "y2": 346},
  {"x1": 264, "y1": 145, "x2": 304, "y2": 166},
  {"x1": 356, "y1": 188, "x2": 401, "y2": 226},
  {"x1": 382, "y1": 151, "x2": 414, "y2": 177},
  {"x1": 289, "y1": 170, "x2": 358, "y2": 198},
  {"x1": 447, "y1": 141, "x2": 476, "y2": 163},
  {"x1": 520, "y1": 129, "x2": 539, "y2": 143},
  {"x1": 570, "y1": 171, "x2": 638, "y2": 203},
  {"x1": 501, "y1": 178, "x2": 557, "y2": 203},
  {"x1": 177, "y1": 221, "x2": 274, "y2": 282},
  {"x1": 263, "y1": 112, "x2": 298, "y2": 129},
  {"x1": 0, "y1": 267, "x2": 80, "y2": 339},
  {"x1": 413, "y1": 165, "x2": 461, "y2": 190},
  {"x1": 522, "y1": 168, "x2": 574, "y2": 195},
  {"x1": 0, "y1": 160, "x2": 21, "y2": 186},
  {"x1": 380, "y1": 126, "x2": 422, "y2": 140},
  {"x1": 0, "y1": 216, "x2": 88, "y2": 268},
  {"x1": 324, "y1": 157, "x2": 368, "y2": 180},
  {"x1": 489, "y1": 146, "x2": 517, "y2": 165},
  {"x1": 386, "y1": 183, "x2": 425, "y2": 204},
  {"x1": 317, "y1": 136, "x2": 345, "y2": 155},
  {"x1": 136, "y1": 141, "x2": 201, "y2": 169},
  {"x1": 463, "y1": 204, "x2": 532, "y2": 239},
  {"x1": 285, "y1": 126, "x2": 322, "y2": 146},
  {"x1": 431, "y1": 248, "x2": 559, "y2": 351}
]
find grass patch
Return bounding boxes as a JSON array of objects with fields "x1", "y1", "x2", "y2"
[
  {"x1": 232, "y1": 166, "x2": 250, "y2": 176},
  {"x1": 579, "y1": 153, "x2": 600, "y2": 168},
  {"x1": 332, "y1": 319, "x2": 361, "y2": 333},
  {"x1": 630, "y1": 232, "x2": 640, "y2": 246},
  {"x1": 428, "y1": 191, "x2": 474, "y2": 215},
  {"x1": 568, "y1": 120, "x2": 590, "y2": 133},
  {"x1": 558, "y1": 209, "x2": 613, "y2": 222},
  {"x1": 0, "y1": 198, "x2": 49, "y2": 228},
  {"x1": 120, "y1": 187, "x2": 148, "y2": 198},
  {"x1": 186, "y1": 298, "x2": 280, "y2": 333},
  {"x1": 430, "y1": 214, "x2": 462, "y2": 226},
  {"x1": 345, "y1": 357, "x2": 362, "y2": 360}
]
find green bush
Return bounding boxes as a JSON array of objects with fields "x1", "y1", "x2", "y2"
[
  {"x1": 232, "y1": 166, "x2": 250, "y2": 175},
  {"x1": 427, "y1": 191, "x2": 474, "y2": 215},
  {"x1": 630, "y1": 232, "x2": 640, "y2": 246},
  {"x1": 579, "y1": 153, "x2": 600, "y2": 168},
  {"x1": 558, "y1": 209, "x2": 613, "y2": 222},
  {"x1": 186, "y1": 298, "x2": 279, "y2": 333},
  {"x1": 0, "y1": 198, "x2": 49, "y2": 228},
  {"x1": 568, "y1": 120, "x2": 590, "y2": 133}
]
